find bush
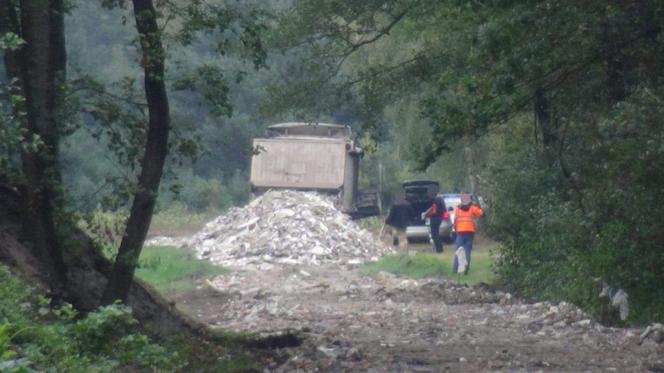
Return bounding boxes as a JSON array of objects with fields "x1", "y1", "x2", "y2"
[
  {"x1": 225, "y1": 169, "x2": 251, "y2": 207},
  {"x1": 179, "y1": 176, "x2": 231, "y2": 212},
  {"x1": 158, "y1": 170, "x2": 251, "y2": 214},
  {"x1": 485, "y1": 92, "x2": 664, "y2": 324},
  {"x1": 0, "y1": 265, "x2": 181, "y2": 372},
  {"x1": 0, "y1": 264, "x2": 264, "y2": 372},
  {"x1": 78, "y1": 210, "x2": 127, "y2": 258}
]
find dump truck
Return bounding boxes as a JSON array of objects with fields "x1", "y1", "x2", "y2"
[{"x1": 250, "y1": 122, "x2": 380, "y2": 218}]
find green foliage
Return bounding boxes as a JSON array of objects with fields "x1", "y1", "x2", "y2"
[
  {"x1": 0, "y1": 100, "x2": 22, "y2": 185},
  {"x1": 56, "y1": 0, "x2": 273, "y2": 215},
  {"x1": 225, "y1": 169, "x2": 252, "y2": 207},
  {"x1": 78, "y1": 210, "x2": 127, "y2": 259},
  {"x1": 136, "y1": 246, "x2": 227, "y2": 293},
  {"x1": 0, "y1": 32, "x2": 25, "y2": 50},
  {"x1": 0, "y1": 323, "x2": 26, "y2": 373},
  {"x1": 0, "y1": 265, "x2": 181, "y2": 372},
  {"x1": 157, "y1": 169, "x2": 251, "y2": 214},
  {"x1": 0, "y1": 78, "x2": 42, "y2": 189},
  {"x1": 5, "y1": 0, "x2": 664, "y2": 337},
  {"x1": 274, "y1": 0, "x2": 664, "y2": 325},
  {"x1": 71, "y1": 304, "x2": 177, "y2": 368},
  {"x1": 0, "y1": 264, "x2": 262, "y2": 371},
  {"x1": 486, "y1": 91, "x2": 664, "y2": 324},
  {"x1": 178, "y1": 175, "x2": 230, "y2": 212}
]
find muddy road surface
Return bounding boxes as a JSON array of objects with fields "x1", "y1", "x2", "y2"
[
  {"x1": 152, "y1": 191, "x2": 661, "y2": 371},
  {"x1": 172, "y1": 259, "x2": 663, "y2": 372}
]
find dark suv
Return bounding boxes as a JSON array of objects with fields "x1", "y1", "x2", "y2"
[{"x1": 385, "y1": 180, "x2": 453, "y2": 245}]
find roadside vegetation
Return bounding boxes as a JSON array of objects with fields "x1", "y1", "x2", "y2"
[
  {"x1": 80, "y1": 210, "x2": 225, "y2": 295},
  {"x1": 272, "y1": 1, "x2": 664, "y2": 326},
  {"x1": 0, "y1": 265, "x2": 259, "y2": 372}
]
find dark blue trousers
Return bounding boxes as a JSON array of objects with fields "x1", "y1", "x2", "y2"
[{"x1": 452, "y1": 232, "x2": 474, "y2": 273}]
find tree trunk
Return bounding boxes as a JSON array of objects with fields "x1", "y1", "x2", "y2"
[
  {"x1": 534, "y1": 86, "x2": 554, "y2": 147},
  {"x1": 1, "y1": 0, "x2": 68, "y2": 290},
  {"x1": 102, "y1": 0, "x2": 170, "y2": 304},
  {"x1": 600, "y1": 20, "x2": 627, "y2": 105},
  {"x1": 463, "y1": 137, "x2": 475, "y2": 194}
]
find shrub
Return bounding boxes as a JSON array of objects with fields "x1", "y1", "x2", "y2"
[
  {"x1": 0, "y1": 265, "x2": 181, "y2": 372},
  {"x1": 179, "y1": 176, "x2": 231, "y2": 212},
  {"x1": 78, "y1": 210, "x2": 127, "y2": 258},
  {"x1": 486, "y1": 93, "x2": 664, "y2": 324}
]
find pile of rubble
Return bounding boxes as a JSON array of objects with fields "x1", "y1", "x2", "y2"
[{"x1": 187, "y1": 190, "x2": 392, "y2": 266}]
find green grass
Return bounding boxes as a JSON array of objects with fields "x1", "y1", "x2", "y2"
[
  {"x1": 363, "y1": 250, "x2": 495, "y2": 285},
  {"x1": 149, "y1": 209, "x2": 216, "y2": 237},
  {"x1": 136, "y1": 246, "x2": 227, "y2": 293}
]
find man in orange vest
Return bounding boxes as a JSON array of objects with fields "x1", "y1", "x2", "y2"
[{"x1": 453, "y1": 194, "x2": 484, "y2": 274}]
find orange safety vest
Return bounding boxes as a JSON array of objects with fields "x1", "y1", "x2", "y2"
[{"x1": 454, "y1": 205, "x2": 484, "y2": 233}]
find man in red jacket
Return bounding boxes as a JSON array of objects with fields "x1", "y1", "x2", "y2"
[
  {"x1": 422, "y1": 194, "x2": 450, "y2": 253},
  {"x1": 453, "y1": 194, "x2": 484, "y2": 274}
]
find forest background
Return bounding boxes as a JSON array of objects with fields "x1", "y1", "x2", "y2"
[{"x1": 2, "y1": 0, "x2": 663, "y2": 326}]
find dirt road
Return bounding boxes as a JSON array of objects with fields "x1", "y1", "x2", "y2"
[{"x1": 173, "y1": 258, "x2": 663, "y2": 372}]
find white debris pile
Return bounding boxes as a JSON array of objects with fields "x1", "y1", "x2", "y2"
[
  {"x1": 640, "y1": 323, "x2": 664, "y2": 345},
  {"x1": 188, "y1": 190, "x2": 392, "y2": 266}
]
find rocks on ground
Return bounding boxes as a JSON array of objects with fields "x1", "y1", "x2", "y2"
[{"x1": 187, "y1": 265, "x2": 663, "y2": 372}]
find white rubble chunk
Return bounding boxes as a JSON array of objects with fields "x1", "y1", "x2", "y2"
[{"x1": 182, "y1": 190, "x2": 395, "y2": 267}]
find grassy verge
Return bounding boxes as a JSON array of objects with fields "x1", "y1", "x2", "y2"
[
  {"x1": 363, "y1": 250, "x2": 495, "y2": 285},
  {"x1": 136, "y1": 245, "x2": 227, "y2": 294},
  {"x1": 149, "y1": 210, "x2": 216, "y2": 237}
]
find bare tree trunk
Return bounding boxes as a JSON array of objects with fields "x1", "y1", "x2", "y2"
[
  {"x1": 102, "y1": 0, "x2": 170, "y2": 304},
  {"x1": 463, "y1": 142, "x2": 475, "y2": 194},
  {"x1": 1, "y1": 0, "x2": 68, "y2": 289},
  {"x1": 600, "y1": 20, "x2": 627, "y2": 105},
  {"x1": 534, "y1": 86, "x2": 554, "y2": 147}
]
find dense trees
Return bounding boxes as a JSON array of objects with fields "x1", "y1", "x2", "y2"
[
  {"x1": 1, "y1": 0, "x2": 269, "y2": 303},
  {"x1": 60, "y1": 1, "x2": 273, "y2": 214},
  {"x1": 2, "y1": 0, "x2": 664, "y2": 323},
  {"x1": 272, "y1": 0, "x2": 664, "y2": 323}
]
